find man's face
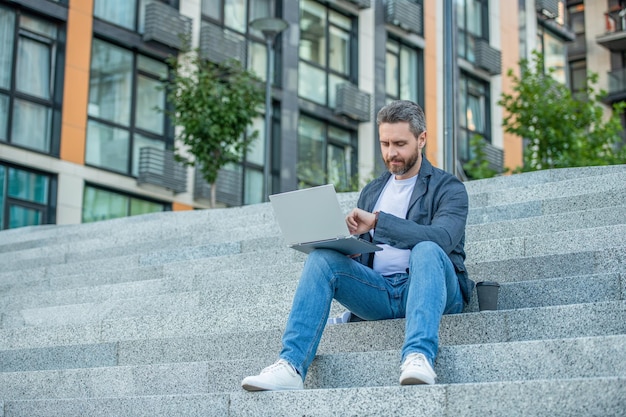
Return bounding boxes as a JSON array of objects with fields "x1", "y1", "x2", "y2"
[{"x1": 379, "y1": 122, "x2": 426, "y2": 179}]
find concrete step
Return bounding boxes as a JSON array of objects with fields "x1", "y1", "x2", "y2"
[
  {"x1": 462, "y1": 163, "x2": 626, "y2": 195},
  {"x1": 0, "y1": 334, "x2": 623, "y2": 400},
  {"x1": 4, "y1": 376, "x2": 624, "y2": 417},
  {"x1": 1, "y1": 165, "x2": 624, "y2": 255},
  {"x1": 466, "y1": 246, "x2": 626, "y2": 283},
  {"x1": 1, "y1": 265, "x2": 623, "y2": 329},
  {"x1": 466, "y1": 204, "x2": 626, "y2": 242},
  {"x1": 1, "y1": 299, "x2": 623, "y2": 372}
]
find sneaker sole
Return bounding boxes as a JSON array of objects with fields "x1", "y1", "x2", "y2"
[{"x1": 399, "y1": 374, "x2": 436, "y2": 385}]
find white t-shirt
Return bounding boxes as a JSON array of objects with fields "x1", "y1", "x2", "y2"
[{"x1": 371, "y1": 174, "x2": 418, "y2": 275}]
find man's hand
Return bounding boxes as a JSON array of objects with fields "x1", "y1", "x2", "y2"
[{"x1": 346, "y1": 208, "x2": 377, "y2": 235}]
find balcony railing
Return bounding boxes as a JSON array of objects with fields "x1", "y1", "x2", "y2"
[
  {"x1": 137, "y1": 147, "x2": 187, "y2": 193},
  {"x1": 194, "y1": 165, "x2": 243, "y2": 207},
  {"x1": 335, "y1": 83, "x2": 371, "y2": 122},
  {"x1": 607, "y1": 68, "x2": 626, "y2": 96},
  {"x1": 200, "y1": 21, "x2": 246, "y2": 64},
  {"x1": 385, "y1": 0, "x2": 423, "y2": 36},
  {"x1": 343, "y1": 0, "x2": 371, "y2": 8},
  {"x1": 474, "y1": 39, "x2": 502, "y2": 76},
  {"x1": 143, "y1": 1, "x2": 192, "y2": 50}
]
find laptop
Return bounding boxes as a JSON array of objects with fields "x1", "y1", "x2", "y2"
[{"x1": 269, "y1": 184, "x2": 382, "y2": 255}]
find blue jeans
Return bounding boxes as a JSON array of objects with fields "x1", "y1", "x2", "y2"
[{"x1": 280, "y1": 241, "x2": 464, "y2": 379}]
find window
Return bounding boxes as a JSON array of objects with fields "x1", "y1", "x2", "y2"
[
  {"x1": 201, "y1": 0, "x2": 274, "y2": 82},
  {"x1": 386, "y1": 37, "x2": 423, "y2": 103},
  {"x1": 299, "y1": 0, "x2": 355, "y2": 107},
  {"x1": 82, "y1": 185, "x2": 168, "y2": 223},
  {"x1": 456, "y1": 0, "x2": 488, "y2": 64},
  {"x1": 86, "y1": 39, "x2": 169, "y2": 176},
  {"x1": 297, "y1": 115, "x2": 355, "y2": 190},
  {"x1": 458, "y1": 72, "x2": 490, "y2": 163},
  {"x1": 0, "y1": 163, "x2": 57, "y2": 230},
  {"x1": 0, "y1": 6, "x2": 63, "y2": 155},
  {"x1": 537, "y1": 29, "x2": 567, "y2": 85},
  {"x1": 93, "y1": 0, "x2": 169, "y2": 33}
]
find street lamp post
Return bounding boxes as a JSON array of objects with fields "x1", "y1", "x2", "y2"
[{"x1": 249, "y1": 17, "x2": 289, "y2": 201}]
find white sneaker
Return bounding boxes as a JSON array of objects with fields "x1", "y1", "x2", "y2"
[
  {"x1": 241, "y1": 359, "x2": 304, "y2": 391},
  {"x1": 399, "y1": 353, "x2": 437, "y2": 385}
]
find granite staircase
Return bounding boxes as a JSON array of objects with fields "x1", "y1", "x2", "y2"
[{"x1": 0, "y1": 165, "x2": 625, "y2": 416}]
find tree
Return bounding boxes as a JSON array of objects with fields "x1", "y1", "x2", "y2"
[
  {"x1": 162, "y1": 50, "x2": 265, "y2": 207},
  {"x1": 499, "y1": 50, "x2": 626, "y2": 172}
]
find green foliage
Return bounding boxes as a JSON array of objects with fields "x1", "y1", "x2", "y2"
[
  {"x1": 161, "y1": 50, "x2": 264, "y2": 203},
  {"x1": 499, "y1": 50, "x2": 626, "y2": 172},
  {"x1": 463, "y1": 134, "x2": 500, "y2": 180}
]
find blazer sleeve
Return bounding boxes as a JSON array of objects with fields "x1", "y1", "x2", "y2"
[{"x1": 372, "y1": 177, "x2": 468, "y2": 255}]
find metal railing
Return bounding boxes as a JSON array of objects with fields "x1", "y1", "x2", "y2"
[{"x1": 137, "y1": 147, "x2": 187, "y2": 193}]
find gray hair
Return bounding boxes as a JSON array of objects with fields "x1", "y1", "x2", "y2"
[{"x1": 376, "y1": 100, "x2": 426, "y2": 139}]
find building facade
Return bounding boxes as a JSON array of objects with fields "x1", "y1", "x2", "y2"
[{"x1": 0, "y1": 0, "x2": 581, "y2": 230}]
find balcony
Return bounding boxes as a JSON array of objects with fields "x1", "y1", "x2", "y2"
[
  {"x1": 200, "y1": 21, "x2": 246, "y2": 64},
  {"x1": 137, "y1": 147, "x2": 187, "y2": 193},
  {"x1": 194, "y1": 165, "x2": 243, "y2": 207},
  {"x1": 605, "y1": 68, "x2": 626, "y2": 103},
  {"x1": 344, "y1": 0, "x2": 371, "y2": 8},
  {"x1": 143, "y1": 1, "x2": 192, "y2": 50},
  {"x1": 385, "y1": 0, "x2": 423, "y2": 36},
  {"x1": 335, "y1": 83, "x2": 371, "y2": 122},
  {"x1": 597, "y1": 9, "x2": 626, "y2": 52},
  {"x1": 474, "y1": 39, "x2": 502, "y2": 76}
]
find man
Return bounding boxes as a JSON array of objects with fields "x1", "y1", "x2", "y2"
[{"x1": 242, "y1": 100, "x2": 473, "y2": 391}]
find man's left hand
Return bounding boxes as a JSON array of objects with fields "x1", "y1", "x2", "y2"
[{"x1": 346, "y1": 208, "x2": 377, "y2": 235}]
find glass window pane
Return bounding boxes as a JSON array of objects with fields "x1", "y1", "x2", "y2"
[
  {"x1": 137, "y1": 55, "x2": 167, "y2": 78},
  {"x1": 329, "y1": 9, "x2": 350, "y2": 30},
  {"x1": 16, "y1": 37, "x2": 51, "y2": 99},
  {"x1": 224, "y1": 0, "x2": 246, "y2": 32},
  {"x1": 300, "y1": 0, "x2": 327, "y2": 66},
  {"x1": 466, "y1": 0, "x2": 482, "y2": 36},
  {"x1": 12, "y1": 99, "x2": 51, "y2": 152},
  {"x1": 94, "y1": 0, "x2": 136, "y2": 30},
  {"x1": 328, "y1": 73, "x2": 344, "y2": 109},
  {"x1": 135, "y1": 74, "x2": 164, "y2": 135},
  {"x1": 88, "y1": 40, "x2": 133, "y2": 126},
  {"x1": 329, "y1": 26, "x2": 349, "y2": 75},
  {"x1": 386, "y1": 51, "x2": 399, "y2": 98},
  {"x1": 20, "y1": 14, "x2": 57, "y2": 38},
  {"x1": 400, "y1": 46, "x2": 418, "y2": 101},
  {"x1": 130, "y1": 197, "x2": 163, "y2": 216},
  {"x1": 248, "y1": 41, "x2": 266, "y2": 81},
  {"x1": 249, "y1": 0, "x2": 271, "y2": 38},
  {"x1": 0, "y1": 94, "x2": 8, "y2": 140},
  {"x1": 201, "y1": 0, "x2": 222, "y2": 20},
  {"x1": 8, "y1": 204, "x2": 42, "y2": 229},
  {"x1": 299, "y1": 61, "x2": 326, "y2": 105},
  {"x1": 297, "y1": 116, "x2": 325, "y2": 186},
  {"x1": 132, "y1": 134, "x2": 166, "y2": 177},
  {"x1": 544, "y1": 32, "x2": 566, "y2": 84},
  {"x1": 328, "y1": 125, "x2": 351, "y2": 145},
  {"x1": 244, "y1": 168, "x2": 263, "y2": 205},
  {"x1": 0, "y1": 166, "x2": 5, "y2": 229},
  {"x1": 0, "y1": 7, "x2": 15, "y2": 90},
  {"x1": 7, "y1": 167, "x2": 48, "y2": 203},
  {"x1": 246, "y1": 117, "x2": 264, "y2": 166},
  {"x1": 327, "y1": 144, "x2": 349, "y2": 191},
  {"x1": 82, "y1": 186, "x2": 129, "y2": 223},
  {"x1": 86, "y1": 120, "x2": 130, "y2": 173}
]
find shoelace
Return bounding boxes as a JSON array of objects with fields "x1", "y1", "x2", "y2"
[
  {"x1": 402, "y1": 354, "x2": 427, "y2": 371},
  {"x1": 262, "y1": 360, "x2": 290, "y2": 374}
]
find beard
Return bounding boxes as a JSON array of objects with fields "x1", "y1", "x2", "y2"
[{"x1": 384, "y1": 149, "x2": 420, "y2": 176}]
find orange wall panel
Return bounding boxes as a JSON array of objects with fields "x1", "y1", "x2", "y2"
[
  {"x1": 59, "y1": 0, "x2": 94, "y2": 165},
  {"x1": 423, "y1": 0, "x2": 439, "y2": 166},
  {"x1": 173, "y1": 202, "x2": 194, "y2": 211}
]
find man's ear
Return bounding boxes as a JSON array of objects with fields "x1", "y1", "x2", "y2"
[{"x1": 418, "y1": 131, "x2": 427, "y2": 149}]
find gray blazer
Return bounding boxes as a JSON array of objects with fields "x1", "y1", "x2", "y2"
[{"x1": 356, "y1": 157, "x2": 474, "y2": 304}]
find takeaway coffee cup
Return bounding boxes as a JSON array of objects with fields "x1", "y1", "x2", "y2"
[{"x1": 476, "y1": 281, "x2": 500, "y2": 311}]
